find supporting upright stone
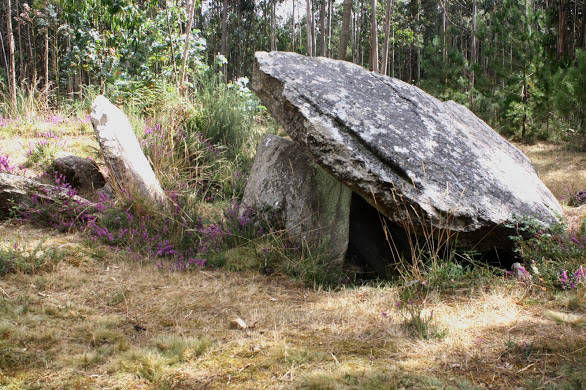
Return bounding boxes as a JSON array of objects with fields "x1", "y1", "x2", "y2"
[
  {"x1": 90, "y1": 95, "x2": 168, "y2": 206},
  {"x1": 242, "y1": 134, "x2": 351, "y2": 263}
]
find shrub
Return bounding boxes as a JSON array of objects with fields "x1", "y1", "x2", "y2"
[
  {"x1": 385, "y1": 287, "x2": 447, "y2": 340},
  {"x1": 187, "y1": 72, "x2": 264, "y2": 160},
  {"x1": 510, "y1": 217, "x2": 585, "y2": 290},
  {"x1": 23, "y1": 140, "x2": 59, "y2": 170},
  {"x1": 0, "y1": 240, "x2": 64, "y2": 276}
]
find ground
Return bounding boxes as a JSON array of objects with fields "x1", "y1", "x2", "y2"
[{"x1": 0, "y1": 119, "x2": 584, "y2": 389}]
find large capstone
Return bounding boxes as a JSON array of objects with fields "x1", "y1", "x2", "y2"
[
  {"x1": 252, "y1": 51, "x2": 562, "y2": 252},
  {"x1": 91, "y1": 96, "x2": 168, "y2": 206},
  {"x1": 242, "y1": 134, "x2": 351, "y2": 262}
]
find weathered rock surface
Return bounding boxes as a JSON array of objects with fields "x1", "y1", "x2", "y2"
[
  {"x1": 252, "y1": 51, "x2": 562, "y2": 250},
  {"x1": 90, "y1": 95, "x2": 167, "y2": 205},
  {"x1": 242, "y1": 134, "x2": 351, "y2": 261},
  {"x1": 53, "y1": 155, "x2": 105, "y2": 192},
  {"x1": 0, "y1": 172, "x2": 95, "y2": 217}
]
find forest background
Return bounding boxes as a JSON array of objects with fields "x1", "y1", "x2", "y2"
[{"x1": 0, "y1": 0, "x2": 585, "y2": 149}]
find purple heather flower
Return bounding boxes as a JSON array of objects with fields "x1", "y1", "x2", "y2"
[{"x1": 0, "y1": 154, "x2": 15, "y2": 173}]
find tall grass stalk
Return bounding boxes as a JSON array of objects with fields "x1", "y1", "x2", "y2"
[{"x1": 0, "y1": 80, "x2": 50, "y2": 119}]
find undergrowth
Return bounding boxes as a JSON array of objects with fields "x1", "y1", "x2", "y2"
[
  {"x1": 510, "y1": 216, "x2": 585, "y2": 290},
  {"x1": 0, "y1": 240, "x2": 65, "y2": 276}
]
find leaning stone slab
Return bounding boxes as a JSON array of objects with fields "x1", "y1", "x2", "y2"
[
  {"x1": 252, "y1": 51, "x2": 562, "y2": 250},
  {"x1": 242, "y1": 134, "x2": 351, "y2": 262},
  {"x1": 90, "y1": 95, "x2": 167, "y2": 206}
]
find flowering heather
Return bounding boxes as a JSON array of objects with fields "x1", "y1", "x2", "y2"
[
  {"x1": 568, "y1": 190, "x2": 586, "y2": 207},
  {"x1": 35, "y1": 130, "x2": 59, "y2": 139},
  {"x1": 560, "y1": 266, "x2": 586, "y2": 289},
  {"x1": 0, "y1": 116, "x2": 14, "y2": 128},
  {"x1": 143, "y1": 122, "x2": 163, "y2": 137},
  {"x1": 0, "y1": 154, "x2": 16, "y2": 174},
  {"x1": 47, "y1": 114, "x2": 65, "y2": 125},
  {"x1": 11, "y1": 175, "x2": 272, "y2": 271}
]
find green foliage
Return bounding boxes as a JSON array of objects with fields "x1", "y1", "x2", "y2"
[
  {"x1": 152, "y1": 335, "x2": 212, "y2": 363},
  {"x1": 420, "y1": 254, "x2": 503, "y2": 292},
  {"x1": 510, "y1": 217, "x2": 585, "y2": 290},
  {"x1": 553, "y1": 50, "x2": 586, "y2": 149},
  {"x1": 395, "y1": 289, "x2": 447, "y2": 340},
  {"x1": 23, "y1": 141, "x2": 58, "y2": 170},
  {"x1": 0, "y1": 241, "x2": 64, "y2": 276},
  {"x1": 187, "y1": 72, "x2": 263, "y2": 159}
]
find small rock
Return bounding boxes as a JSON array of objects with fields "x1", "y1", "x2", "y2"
[
  {"x1": 230, "y1": 317, "x2": 247, "y2": 330},
  {"x1": 133, "y1": 324, "x2": 146, "y2": 332},
  {"x1": 512, "y1": 262, "x2": 532, "y2": 281},
  {"x1": 53, "y1": 155, "x2": 105, "y2": 192}
]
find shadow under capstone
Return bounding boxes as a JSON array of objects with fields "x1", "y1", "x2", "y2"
[{"x1": 345, "y1": 192, "x2": 519, "y2": 278}]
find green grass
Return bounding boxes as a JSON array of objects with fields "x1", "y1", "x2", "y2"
[{"x1": 0, "y1": 240, "x2": 65, "y2": 276}]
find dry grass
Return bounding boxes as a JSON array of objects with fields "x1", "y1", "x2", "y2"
[
  {"x1": 0, "y1": 120, "x2": 583, "y2": 388},
  {"x1": 0, "y1": 223, "x2": 584, "y2": 389},
  {"x1": 515, "y1": 142, "x2": 585, "y2": 201},
  {"x1": 516, "y1": 142, "x2": 585, "y2": 235}
]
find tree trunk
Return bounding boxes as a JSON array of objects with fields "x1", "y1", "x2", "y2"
[
  {"x1": 16, "y1": 0, "x2": 23, "y2": 87},
  {"x1": 370, "y1": 0, "x2": 379, "y2": 72},
  {"x1": 165, "y1": 4, "x2": 178, "y2": 84},
  {"x1": 339, "y1": 0, "x2": 352, "y2": 60},
  {"x1": 271, "y1": 1, "x2": 276, "y2": 51},
  {"x1": 6, "y1": 0, "x2": 17, "y2": 105},
  {"x1": 442, "y1": 0, "x2": 447, "y2": 65},
  {"x1": 66, "y1": 35, "x2": 73, "y2": 97},
  {"x1": 381, "y1": 0, "x2": 392, "y2": 75},
  {"x1": 197, "y1": 0, "x2": 203, "y2": 31},
  {"x1": 391, "y1": 12, "x2": 395, "y2": 77},
  {"x1": 306, "y1": 0, "x2": 314, "y2": 56},
  {"x1": 52, "y1": 31, "x2": 58, "y2": 96},
  {"x1": 327, "y1": 0, "x2": 332, "y2": 57},
  {"x1": 180, "y1": 0, "x2": 197, "y2": 88},
  {"x1": 311, "y1": 0, "x2": 317, "y2": 57},
  {"x1": 28, "y1": 24, "x2": 35, "y2": 84},
  {"x1": 320, "y1": 0, "x2": 326, "y2": 56},
  {"x1": 221, "y1": 0, "x2": 229, "y2": 80},
  {"x1": 558, "y1": 0, "x2": 566, "y2": 59},
  {"x1": 470, "y1": 0, "x2": 477, "y2": 106},
  {"x1": 416, "y1": 0, "x2": 420, "y2": 83},
  {"x1": 352, "y1": 5, "x2": 356, "y2": 62},
  {"x1": 292, "y1": 0, "x2": 296, "y2": 51},
  {"x1": 43, "y1": 27, "x2": 49, "y2": 104},
  {"x1": 581, "y1": 0, "x2": 586, "y2": 49},
  {"x1": 360, "y1": 0, "x2": 366, "y2": 66}
]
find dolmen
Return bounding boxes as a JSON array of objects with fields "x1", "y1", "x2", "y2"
[{"x1": 243, "y1": 51, "x2": 562, "y2": 273}]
